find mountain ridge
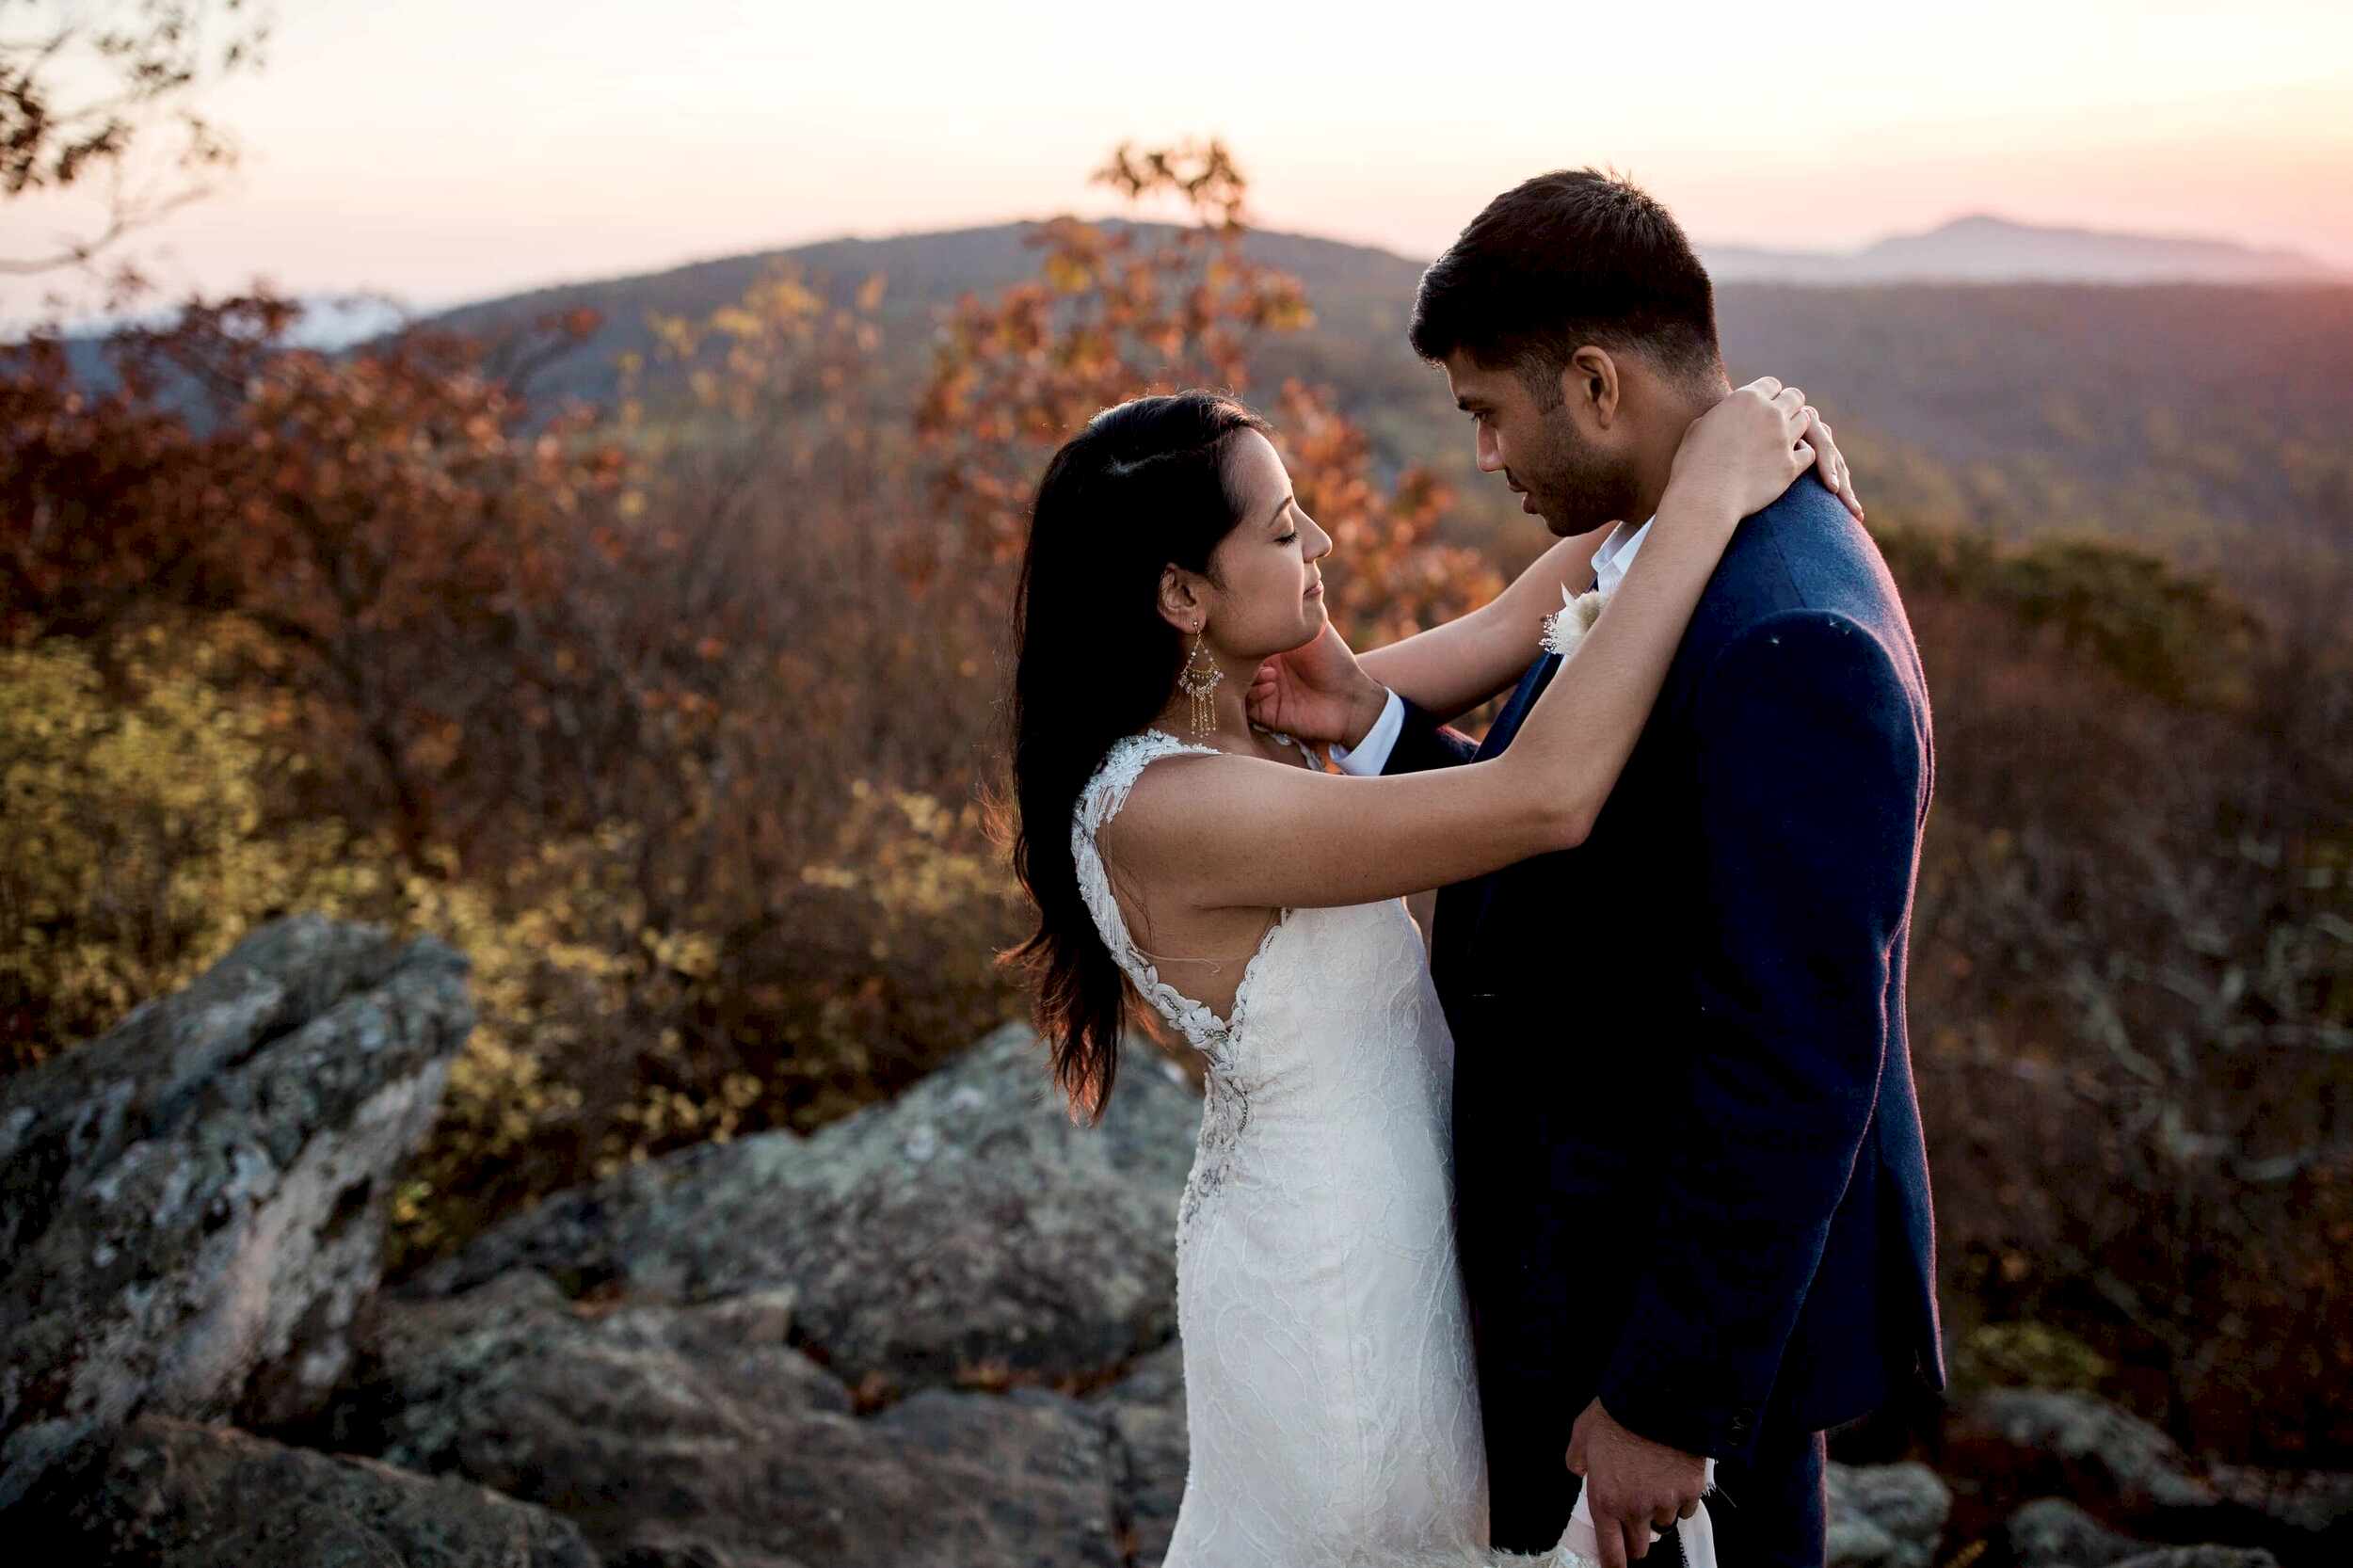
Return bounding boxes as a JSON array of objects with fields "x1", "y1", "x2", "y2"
[{"x1": 1704, "y1": 213, "x2": 2340, "y2": 283}]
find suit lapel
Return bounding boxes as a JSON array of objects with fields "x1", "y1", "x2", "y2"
[
  {"x1": 1479, "y1": 651, "x2": 1564, "y2": 760},
  {"x1": 1443, "y1": 651, "x2": 1566, "y2": 969}
]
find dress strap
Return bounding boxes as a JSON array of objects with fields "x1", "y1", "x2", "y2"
[{"x1": 1070, "y1": 729, "x2": 1264, "y2": 1064}]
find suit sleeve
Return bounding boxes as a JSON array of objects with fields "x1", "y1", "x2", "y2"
[
  {"x1": 1381, "y1": 696, "x2": 1480, "y2": 776},
  {"x1": 1596, "y1": 608, "x2": 1928, "y2": 1463}
]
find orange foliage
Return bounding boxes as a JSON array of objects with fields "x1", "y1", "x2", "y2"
[
  {"x1": 2, "y1": 299, "x2": 647, "y2": 860},
  {"x1": 914, "y1": 138, "x2": 1498, "y2": 640}
]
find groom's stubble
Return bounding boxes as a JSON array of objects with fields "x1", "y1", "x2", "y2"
[
  {"x1": 1526, "y1": 399, "x2": 1648, "y2": 540},
  {"x1": 1529, "y1": 375, "x2": 1724, "y2": 540}
]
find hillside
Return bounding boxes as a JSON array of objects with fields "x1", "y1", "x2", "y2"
[{"x1": 409, "y1": 221, "x2": 2353, "y2": 590}]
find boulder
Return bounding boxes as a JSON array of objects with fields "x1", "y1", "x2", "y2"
[
  {"x1": 1945, "y1": 1389, "x2": 2227, "y2": 1533},
  {"x1": 2006, "y1": 1496, "x2": 2152, "y2": 1567},
  {"x1": 2210, "y1": 1465, "x2": 2353, "y2": 1557},
  {"x1": 1089, "y1": 1340, "x2": 1189, "y2": 1567},
  {"x1": 1947, "y1": 1392, "x2": 2342, "y2": 1564},
  {"x1": 410, "y1": 1020, "x2": 1201, "y2": 1392},
  {"x1": 0, "y1": 916, "x2": 472, "y2": 1510},
  {"x1": 1825, "y1": 1460, "x2": 1951, "y2": 1568},
  {"x1": 329, "y1": 1266, "x2": 1131, "y2": 1567},
  {"x1": 66, "y1": 1415, "x2": 597, "y2": 1567},
  {"x1": 2109, "y1": 1550, "x2": 2280, "y2": 1568}
]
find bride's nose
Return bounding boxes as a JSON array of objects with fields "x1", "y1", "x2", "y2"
[{"x1": 1303, "y1": 515, "x2": 1334, "y2": 562}]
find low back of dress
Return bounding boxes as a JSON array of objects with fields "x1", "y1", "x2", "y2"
[{"x1": 1072, "y1": 728, "x2": 1495, "y2": 1564}]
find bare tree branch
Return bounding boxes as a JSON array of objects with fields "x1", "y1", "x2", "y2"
[{"x1": 0, "y1": 0, "x2": 271, "y2": 274}]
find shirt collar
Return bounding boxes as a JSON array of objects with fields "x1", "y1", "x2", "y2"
[{"x1": 1590, "y1": 514, "x2": 1657, "y2": 597}]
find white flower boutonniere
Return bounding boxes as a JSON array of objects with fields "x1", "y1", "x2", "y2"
[{"x1": 1539, "y1": 584, "x2": 1608, "y2": 660}]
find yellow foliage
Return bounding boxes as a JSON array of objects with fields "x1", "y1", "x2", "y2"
[
  {"x1": 0, "y1": 629, "x2": 364, "y2": 1064},
  {"x1": 0, "y1": 624, "x2": 752, "y2": 1272}
]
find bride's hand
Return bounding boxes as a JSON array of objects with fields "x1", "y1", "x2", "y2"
[{"x1": 1666, "y1": 376, "x2": 1865, "y2": 524}]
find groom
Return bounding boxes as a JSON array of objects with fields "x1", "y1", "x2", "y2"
[{"x1": 1265, "y1": 170, "x2": 1945, "y2": 1567}]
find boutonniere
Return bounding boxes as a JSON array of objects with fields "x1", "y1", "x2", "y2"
[{"x1": 1540, "y1": 584, "x2": 1608, "y2": 660}]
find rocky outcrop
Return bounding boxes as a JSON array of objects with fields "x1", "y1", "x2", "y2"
[
  {"x1": 1825, "y1": 1461, "x2": 1951, "y2": 1568},
  {"x1": 324, "y1": 1012, "x2": 1209, "y2": 1567},
  {"x1": 1089, "y1": 1340, "x2": 1188, "y2": 1565},
  {"x1": 1946, "y1": 1389, "x2": 2348, "y2": 1564},
  {"x1": 65, "y1": 1415, "x2": 598, "y2": 1568},
  {"x1": 13, "y1": 924, "x2": 2348, "y2": 1568},
  {"x1": 1945, "y1": 1388, "x2": 2234, "y2": 1539},
  {"x1": 0, "y1": 915, "x2": 472, "y2": 1512},
  {"x1": 326, "y1": 1265, "x2": 1147, "y2": 1566},
  {"x1": 410, "y1": 1019, "x2": 1201, "y2": 1393},
  {"x1": 2006, "y1": 1496, "x2": 2153, "y2": 1567},
  {"x1": 2211, "y1": 1466, "x2": 2353, "y2": 1558}
]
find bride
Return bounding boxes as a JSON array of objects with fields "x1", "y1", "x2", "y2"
[{"x1": 1004, "y1": 381, "x2": 1849, "y2": 1566}]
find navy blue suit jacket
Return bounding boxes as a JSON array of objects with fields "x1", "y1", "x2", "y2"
[{"x1": 1385, "y1": 475, "x2": 1945, "y2": 1480}]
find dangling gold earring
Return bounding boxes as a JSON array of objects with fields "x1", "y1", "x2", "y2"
[{"x1": 1177, "y1": 624, "x2": 1223, "y2": 736}]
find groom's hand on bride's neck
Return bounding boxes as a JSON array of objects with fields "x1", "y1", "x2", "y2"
[{"x1": 1245, "y1": 624, "x2": 1387, "y2": 749}]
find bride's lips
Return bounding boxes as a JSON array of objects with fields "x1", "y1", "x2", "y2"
[{"x1": 1305, "y1": 580, "x2": 1324, "y2": 599}]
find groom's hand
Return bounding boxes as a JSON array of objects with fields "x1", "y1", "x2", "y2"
[
  {"x1": 1246, "y1": 623, "x2": 1388, "y2": 749},
  {"x1": 1568, "y1": 1399, "x2": 1706, "y2": 1568}
]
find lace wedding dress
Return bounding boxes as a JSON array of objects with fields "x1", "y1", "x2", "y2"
[{"x1": 1075, "y1": 730, "x2": 1720, "y2": 1568}]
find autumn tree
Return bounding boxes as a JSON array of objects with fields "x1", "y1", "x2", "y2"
[
  {"x1": 915, "y1": 139, "x2": 1499, "y2": 647},
  {"x1": 0, "y1": 296, "x2": 638, "y2": 861}
]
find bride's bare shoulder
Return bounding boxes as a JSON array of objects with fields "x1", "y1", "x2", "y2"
[{"x1": 1096, "y1": 747, "x2": 1283, "y2": 871}]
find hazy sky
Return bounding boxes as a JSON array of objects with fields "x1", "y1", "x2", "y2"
[{"x1": 8, "y1": 0, "x2": 2352, "y2": 323}]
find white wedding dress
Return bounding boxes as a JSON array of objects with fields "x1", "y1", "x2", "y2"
[{"x1": 1074, "y1": 730, "x2": 1717, "y2": 1568}]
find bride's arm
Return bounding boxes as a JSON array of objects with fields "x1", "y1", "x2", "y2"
[
  {"x1": 1355, "y1": 533, "x2": 1607, "y2": 720},
  {"x1": 1104, "y1": 386, "x2": 1818, "y2": 911},
  {"x1": 1247, "y1": 383, "x2": 1864, "y2": 740}
]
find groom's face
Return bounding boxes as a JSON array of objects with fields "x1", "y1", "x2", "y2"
[{"x1": 1442, "y1": 351, "x2": 1644, "y2": 539}]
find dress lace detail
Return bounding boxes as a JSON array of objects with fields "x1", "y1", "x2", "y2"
[
  {"x1": 1066, "y1": 729, "x2": 1709, "y2": 1568},
  {"x1": 1072, "y1": 729, "x2": 1289, "y2": 1236},
  {"x1": 1070, "y1": 728, "x2": 1285, "y2": 1073}
]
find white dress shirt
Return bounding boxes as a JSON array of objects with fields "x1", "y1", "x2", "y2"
[{"x1": 1333, "y1": 515, "x2": 1655, "y2": 776}]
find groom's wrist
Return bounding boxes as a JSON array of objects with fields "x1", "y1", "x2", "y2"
[{"x1": 1340, "y1": 680, "x2": 1391, "y2": 750}]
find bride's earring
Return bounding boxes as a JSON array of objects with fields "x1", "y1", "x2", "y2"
[{"x1": 1178, "y1": 624, "x2": 1224, "y2": 736}]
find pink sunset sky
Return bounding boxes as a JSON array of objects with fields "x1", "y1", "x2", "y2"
[{"x1": 7, "y1": 0, "x2": 2351, "y2": 324}]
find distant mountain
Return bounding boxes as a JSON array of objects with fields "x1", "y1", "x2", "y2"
[
  {"x1": 36, "y1": 217, "x2": 2353, "y2": 572},
  {"x1": 24, "y1": 292, "x2": 411, "y2": 352},
  {"x1": 1704, "y1": 215, "x2": 2340, "y2": 284},
  {"x1": 410, "y1": 221, "x2": 1442, "y2": 431}
]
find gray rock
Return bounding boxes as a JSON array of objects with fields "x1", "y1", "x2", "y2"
[
  {"x1": 1825, "y1": 1461, "x2": 1951, "y2": 1568},
  {"x1": 2210, "y1": 1464, "x2": 2353, "y2": 1547},
  {"x1": 67, "y1": 1414, "x2": 598, "y2": 1567},
  {"x1": 0, "y1": 916, "x2": 472, "y2": 1510},
  {"x1": 1090, "y1": 1341, "x2": 1190, "y2": 1567},
  {"x1": 2007, "y1": 1497, "x2": 2151, "y2": 1567},
  {"x1": 411, "y1": 1020, "x2": 1200, "y2": 1392},
  {"x1": 1948, "y1": 1389, "x2": 2225, "y2": 1528},
  {"x1": 2109, "y1": 1549, "x2": 2280, "y2": 1568},
  {"x1": 330, "y1": 1266, "x2": 1128, "y2": 1567}
]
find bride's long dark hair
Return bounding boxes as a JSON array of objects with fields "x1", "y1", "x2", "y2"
[{"x1": 1005, "y1": 392, "x2": 1271, "y2": 1122}]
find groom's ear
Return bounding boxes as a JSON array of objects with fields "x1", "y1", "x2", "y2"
[{"x1": 1566, "y1": 345, "x2": 1622, "y2": 427}]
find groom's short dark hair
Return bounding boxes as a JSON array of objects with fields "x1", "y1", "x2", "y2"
[{"x1": 1409, "y1": 168, "x2": 1722, "y2": 407}]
